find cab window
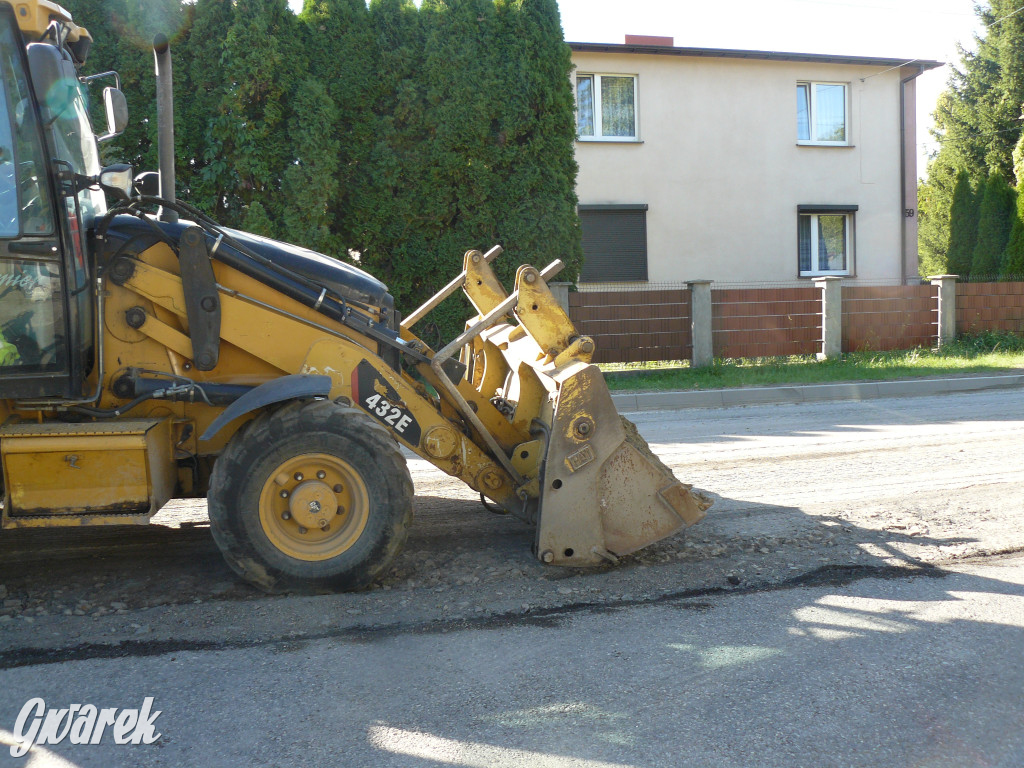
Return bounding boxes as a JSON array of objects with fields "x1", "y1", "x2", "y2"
[
  {"x1": 0, "y1": 20, "x2": 53, "y2": 236},
  {"x1": 0, "y1": 16, "x2": 63, "y2": 375}
]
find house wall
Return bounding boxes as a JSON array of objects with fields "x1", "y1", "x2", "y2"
[{"x1": 572, "y1": 51, "x2": 914, "y2": 285}]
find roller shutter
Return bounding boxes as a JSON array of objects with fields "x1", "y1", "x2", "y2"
[{"x1": 578, "y1": 204, "x2": 648, "y2": 282}]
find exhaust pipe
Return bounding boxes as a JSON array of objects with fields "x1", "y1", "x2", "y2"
[{"x1": 153, "y1": 33, "x2": 177, "y2": 223}]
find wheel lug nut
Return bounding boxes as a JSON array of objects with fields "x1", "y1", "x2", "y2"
[
  {"x1": 298, "y1": 526, "x2": 307, "y2": 534},
  {"x1": 294, "y1": 472, "x2": 304, "y2": 481},
  {"x1": 280, "y1": 490, "x2": 289, "y2": 499},
  {"x1": 336, "y1": 506, "x2": 346, "y2": 516},
  {"x1": 317, "y1": 470, "x2": 326, "y2": 480},
  {"x1": 333, "y1": 484, "x2": 343, "y2": 493},
  {"x1": 281, "y1": 511, "x2": 291, "y2": 520}
]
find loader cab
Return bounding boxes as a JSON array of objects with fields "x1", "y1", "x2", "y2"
[{"x1": 0, "y1": 3, "x2": 103, "y2": 399}]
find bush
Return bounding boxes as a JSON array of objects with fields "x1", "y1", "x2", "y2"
[{"x1": 942, "y1": 330, "x2": 1024, "y2": 357}]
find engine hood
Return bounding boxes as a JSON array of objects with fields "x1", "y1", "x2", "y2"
[{"x1": 100, "y1": 214, "x2": 392, "y2": 310}]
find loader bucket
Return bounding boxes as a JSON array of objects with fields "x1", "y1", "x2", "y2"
[
  {"x1": 405, "y1": 248, "x2": 711, "y2": 567},
  {"x1": 534, "y1": 362, "x2": 710, "y2": 566}
]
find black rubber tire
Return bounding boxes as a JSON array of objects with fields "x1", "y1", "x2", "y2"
[{"x1": 208, "y1": 399, "x2": 414, "y2": 593}]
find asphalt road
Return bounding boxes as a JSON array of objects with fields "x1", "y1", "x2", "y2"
[
  {"x1": 1, "y1": 557, "x2": 1022, "y2": 767},
  {"x1": 1, "y1": 387, "x2": 1023, "y2": 766}
]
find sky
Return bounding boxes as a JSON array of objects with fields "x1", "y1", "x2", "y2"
[{"x1": 555, "y1": 0, "x2": 984, "y2": 175}]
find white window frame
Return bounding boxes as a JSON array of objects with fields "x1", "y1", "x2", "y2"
[
  {"x1": 575, "y1": 72, "x2": 639, "y2": 142},
  {"x1": 798, "y1": 211, "x2": 854, "y2": 277},
  {"x1": 796, "y1": 81, "x2": 849, "y2": 146}
]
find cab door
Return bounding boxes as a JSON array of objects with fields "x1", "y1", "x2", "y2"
[{"x1": 0, "y1": 7, "x2": 70, "y2": 399}]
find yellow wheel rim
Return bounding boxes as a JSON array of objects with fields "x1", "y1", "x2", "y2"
[{"x1": 258, "y1": 453, "x2": 370, "y2": 562}]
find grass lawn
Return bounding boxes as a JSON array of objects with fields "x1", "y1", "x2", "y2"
[{"x1": 600, "y1": 331, "x2": 1024, "y2": 392}]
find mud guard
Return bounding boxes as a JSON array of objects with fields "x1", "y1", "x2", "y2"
[{"x1": 199, "y1": 374, "x2": 332, "y2": 442}]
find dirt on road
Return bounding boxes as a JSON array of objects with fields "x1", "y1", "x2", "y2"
[{"x1": 1, "y1": 389, "x2": 1022, "y2": 663}]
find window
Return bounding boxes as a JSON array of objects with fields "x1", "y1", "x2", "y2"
[
  {"x1": 0, "y1": 24, "x2": 53, "y2": 236},
  {"x1": 0, "y1": 11, "x2": 64, "y2": 375},
  {"x1": 798, "y1": 206, "x2": 856, "y2": 276},
  {"x1": 796, "y1": 82, "x2": 847, "y2": 144},
  {"x1": 578, "y1": 205, "x2": 648, "y2": 282},
  {"x1": 576, "y1": 74, "x2": 637, "y2": 141}
]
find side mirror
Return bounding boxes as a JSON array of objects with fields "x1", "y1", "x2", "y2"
[
  {"x1": 99, "y1": 163, "x2": 133, "y2": 201},
  {"x1": 98, "y1": 87, "x2": 128, "y2": 142}
]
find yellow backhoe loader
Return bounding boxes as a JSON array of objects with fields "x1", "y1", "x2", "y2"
[{"x1": 0, "y1": 0, "x2": 709, "y2": 591}]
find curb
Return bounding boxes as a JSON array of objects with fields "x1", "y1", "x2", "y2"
[{"x1": 610, "y1": 373, "x2": 1024, "y2": 412}]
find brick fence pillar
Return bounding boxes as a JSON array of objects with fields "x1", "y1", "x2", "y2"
[
  {"x1": 687, "y1": 280, "x2": 713, "y2": 368},
  {"x1": 928, "y1": 275, "x2": 958, "y2": 348},
  {"x1": 813, "y1": 276, "x2": 843, "y2": 360}
]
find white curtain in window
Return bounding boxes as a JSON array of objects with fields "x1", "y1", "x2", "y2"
[
  {"x1": 814, "y1": 84, "x2": 846, "y2": 142},
  {"x1": 601, "y1": 76, "x2": 635, "y2": 137},
  {"x1": 817, "y1": 214, "x2": 847, "y2": 271}
]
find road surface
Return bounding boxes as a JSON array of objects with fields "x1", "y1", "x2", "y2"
[{"x1": 0, "y1": 388, "x2": 1022, "y2": 766}]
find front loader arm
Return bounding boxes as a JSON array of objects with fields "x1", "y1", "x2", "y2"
[{"x1": 403, "y1": 249, "x2": 712, "y2": 566}]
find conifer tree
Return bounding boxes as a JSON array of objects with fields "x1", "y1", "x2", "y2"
[
  {"x1": 296, "y1": 0, "x2": 375, "y2": 257},
  {"x1": 490, "y1": 0, "x2": 581, "y2": 280},
  {"x1": 348, "y1": 0, "x2": 429, "y2": 306},
  {"x1": 1003, "y1": 131, "x2": 1024, "y2": 276},
  {"x1": 1004, "y1": 190, "x2": 1024, "y2": 276},
  {"x1": 177, "y1": 0, "x2": 233, "y2": 206},
  {"x1": 202, "y1": 0, "x2": 298, "y2": 231},
  {"x1": 946, "y1": 169, "x2": 979, "y2": 277},
  {"x1": 971, "y1": 170, "x2": 1016, "y2": 277}
]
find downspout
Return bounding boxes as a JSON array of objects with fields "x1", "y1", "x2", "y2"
[
  {"x1": 154, "y1": 34, "x2": 177, "y2": 223},
  {"x1": 899, "y1": 68, "x2": 921, "y2": 285}
]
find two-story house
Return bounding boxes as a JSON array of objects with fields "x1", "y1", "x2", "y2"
[{"x1": 570, "y1": 36, "x2": 942, "y2": 286}]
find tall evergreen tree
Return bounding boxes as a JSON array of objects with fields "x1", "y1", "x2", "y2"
[
  {"x1": 932, "y1": 0, "x2": 1024, "y2": 181},
  {"x1": 412, "y1": 0, "x2": 504, "y2": 333},
  {"x1": 279, "y1": 77, "x2": 341, "y2": 255},
  {"x1": 296, "y1": 0, "x2": 376, "y2": 257},
  {"x1": 946, "y1": 169, "x2": 980, "y2": 277},
  {"x1": 917, "y1": 119, "x2": 960, "y2": 276},
  {"x1": 177, "y1": 0, "x2": 233, "y2": 206},
  {"x1": 201, "y1": 0, "x2": 298, "y2": 232},
  {"x1": 349, "y1": 0, "x2": 429, "y2": 306},
  {"x1": 490, "y1": 0, "x2": 581, "y2": 278},
  {"x1": 1003, "y1": 130, "x2": 1024, "y2": 275},
  {"x1": 1004, "y1": 188, "x2": 1024, "y2": 276},
  {"x1": 971, "y1": 170, "x2": 1016, "y2": 276}
]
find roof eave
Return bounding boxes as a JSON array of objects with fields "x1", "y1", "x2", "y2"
[{"x1": 567, "y1": 42, "x2": 943, "y2": 72}]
